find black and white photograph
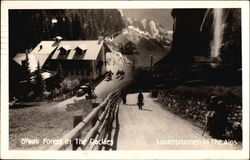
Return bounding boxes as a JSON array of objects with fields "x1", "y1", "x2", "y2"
[{"x1": 1, "y1": 1, "x2": 249, "y2": 159}]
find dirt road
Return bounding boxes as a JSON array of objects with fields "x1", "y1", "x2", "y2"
[{"x1": 117, "y1": 92, "x2": 240, "y2": 150}]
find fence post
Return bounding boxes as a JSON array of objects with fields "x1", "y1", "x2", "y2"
[
  {"x1": 92, "y1": 102, "x2": 100, "y2": 127},
  {"x1": 72, "y1": 114, "x2": 83, "y2": 150}
]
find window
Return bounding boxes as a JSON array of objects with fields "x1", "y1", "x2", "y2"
[
  {"x1": 60, "y1": 48, "x2": 66, "y2": 55},
  {"x1": 60, "y1": 48, "x2": 71, "y2": 55},
  {"x1": 76, "y1": 48, "x2": 87, "y2": 55},
  {"x1": 76, "y1": 48, "x2": 82, "y2": 55},
  {"x1": 60, "y1": 45, "x2": 71, "y2": 55}
]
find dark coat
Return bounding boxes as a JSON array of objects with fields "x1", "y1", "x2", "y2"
[{"x1": 138, "y1": 93, "x2": 143, "y2": 103}]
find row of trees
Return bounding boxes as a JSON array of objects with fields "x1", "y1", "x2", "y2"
[
  {"x1": 22, "y1": 53, "x2": 47, "y2": 99},
  {"x1": 9, "y1": 9, "x2": 125, "y2": 100},
  {"x1": 9, "y1": 9, "x2": 125, "y2": 59},
  {"x1": 19, "y1": 53, "x2": 64, "y2": 100}
]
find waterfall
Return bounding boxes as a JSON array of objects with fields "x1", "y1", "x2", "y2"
[{"x1": 211, "y1": 8, "x2": 224, "y2": 58}]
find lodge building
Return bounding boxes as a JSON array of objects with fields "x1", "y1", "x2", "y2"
[{"x1": 13, "y1": 37, "x2": 111, "y2": 81}]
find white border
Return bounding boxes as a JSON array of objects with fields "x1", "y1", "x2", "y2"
[{"x1": 1, "y1": 1, "x2": 249, "y2": 159}]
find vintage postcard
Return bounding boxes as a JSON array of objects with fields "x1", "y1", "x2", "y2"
[{"x1": 1, "y1": 1, "x2": 249, "y2": 159}]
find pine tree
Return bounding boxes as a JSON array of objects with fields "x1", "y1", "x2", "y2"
[
  {"x1": 34, "y1": 61, "x2": 45, "y2": 97},
  {"x1": 9, "y1": 9, "x2": 125, "y2": 57},
  {"x1": 21, "y1": 52, "x2": 32, "y2": 99},
  {"x1": 23, "y1": 52, "x2": 31, "y2": 83},
  {"x1": 72, "y1": 14, "x2": 81, "y2": 40},
  {"x1": 57, "y1": 63, "x2": 64, "y2": 84}
]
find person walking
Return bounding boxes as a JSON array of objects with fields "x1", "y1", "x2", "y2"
[
  {"x1": 203, "y1": 96, "x2": 228, "y2": 139},
  {"x1": 137, "y1": 90, "x2": 144, "y2": 110},
  {"x1": 116, "y1": 69, "x2": 120, "y2": 76},
  {"x1": 204, "y1": 96, "x2": 218, "y2": 135},
  {"x1": 212, "y1": 101, "x2": 228, "y2": 139},
  {"x1": 108, "y1": 70, "x2": 113, "y2": 80},
  {"x1": 121, "y1": 87, "x2": 127, "y2": 105}
]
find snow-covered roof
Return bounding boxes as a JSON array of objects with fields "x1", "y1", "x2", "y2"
[
  {"x1": 13, "y1": 41, "x2": 59, "y2": 72},
  {"x1": 41, "y1": 72, "x2": 52, "y2": 79},
  {"x1": 77, "y1": 45, "x2": 87, "y2": 51},
  {"x1": 60, "y1": 45, "x2": 71, "y2": 51},
  {"x1": 55, "y1": 36, "x2": 63, "y2": 40},
  {"x1": 52, "y1": 40, "x2": 104, "y2": 60},
  {"x1": 13, "y1": 53, "x2": 38, "y2": 72}
]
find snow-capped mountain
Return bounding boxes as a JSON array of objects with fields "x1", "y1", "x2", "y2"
[{"x1": 121, "y1": 14, "x2": 173, "y2": 44}]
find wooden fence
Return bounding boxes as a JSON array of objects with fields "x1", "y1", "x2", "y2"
[{"x1": 48, "y1": 89, "x2": 121, "y2": 150}]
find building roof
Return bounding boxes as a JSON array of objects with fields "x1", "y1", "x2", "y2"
[
  {"x1": 60, "y1": 45, "x2": 71, "y2": 50},
  {"x1": 13, "y1": 53, "x2": 38, "y2": 72},
  {"x1": 13, "y1": 41, "x2": 59, "y2": 72},
  {"x1": 41, "y1": 71, "x2": 52, "y2": 79},
  {"x1": 77, "y1": 45, "x2": 87, "y2": 51},
  {"x1": 30, "y1": 71, "x2": 53, "y2": 81},
  {"x1": 31, "y1": 41, "x2": 59, "y2": 66},
  {"x1": 52, "y1": 40, "x2": 104, "y2": 60},
  {"x1": 55, "y1": 36, "x2": 63, "y2": 40}
]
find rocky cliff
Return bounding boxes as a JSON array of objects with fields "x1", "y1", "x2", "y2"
[{"x1": 154, "y1": 9, "x2": 242, "y2": 80}]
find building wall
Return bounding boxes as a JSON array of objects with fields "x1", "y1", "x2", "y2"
[
  {"x1": 83, "y1": 45, "x2": 107, "y2": 80},
  {"x1": 65, "y1": 68, "x2": 92, "y2": 79},
  {"x1": 48, "y1": 43, "x2": 108, "y2": 81},
  {"x1": 101, "y1": 45, "x2": 107, "y2": 74},
  {"x1": 62, "y1": 59, "x2": 104, "y2": 81},
  {"x1": 62, "y1": 60, "x2": 94, "y2": 80},
  {"x1": 92, "y1": 60, "x2": 99, "y2": 80}
]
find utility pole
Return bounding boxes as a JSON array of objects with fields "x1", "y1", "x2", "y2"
[{"x1": 150, "y1": 55, "x2": 153, "y2": 71}]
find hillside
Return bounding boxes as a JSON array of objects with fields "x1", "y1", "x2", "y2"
[
  {"x1": 107, "y1": 10, "x2": 174, "y2": 69},
  {"x1": 110, "y1": 26, "x2": 171, "y2": 69},
  {"x1": 9, "y1": 9, "x2": 124, "y2": 59},
  {"x1": 120, "y1": 9, "x2": 173, "y2": 46}
]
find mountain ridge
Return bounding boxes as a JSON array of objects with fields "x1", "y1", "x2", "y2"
[{"x1": 120, "y1": 9, "x2": 173, "y2": 31}]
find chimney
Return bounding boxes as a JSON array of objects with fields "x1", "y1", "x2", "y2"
[
  {"x1": 54, "y1": 36, "x2": 63, "y2": 43},
  {"x1": 98, "y1": 36, "x2": 104, "y2": 45}
]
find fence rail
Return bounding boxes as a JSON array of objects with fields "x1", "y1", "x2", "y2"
[{"x1": 48, "y1": 89, "x2": 121, "y2": 150}]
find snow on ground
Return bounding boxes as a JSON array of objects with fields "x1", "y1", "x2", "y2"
[
  {"x1": 96, "y1": 52, "x2": 135, "y2": 99},
  {"x1": 53, "y1": 51, "x2": 135, "y2": 111}
]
